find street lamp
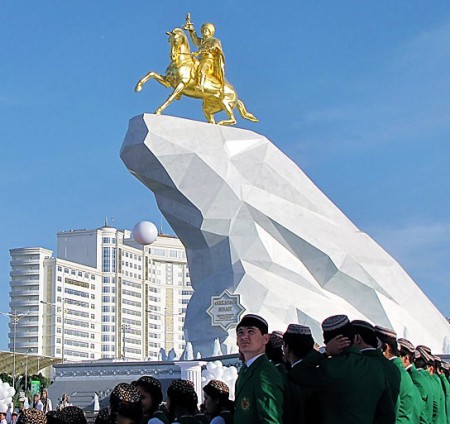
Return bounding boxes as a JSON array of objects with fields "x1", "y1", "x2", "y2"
[
  {"x1": 0, "y1": 309, "x2": 32, "y2": 387},
  {"x1": 40, "y1": 300, "x2": 66, "y2": 363}
]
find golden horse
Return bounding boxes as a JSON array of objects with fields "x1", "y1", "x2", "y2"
[{"x1": 134, "y1": 28, "x2": 258, "y2": 126}]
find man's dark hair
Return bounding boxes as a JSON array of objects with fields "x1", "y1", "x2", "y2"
[
  {"x1": 265, "y1": 342, "x2": 285, "y2": 364},
  {"x1": 283, "y1": 333, "x2": 314, "y2": 359},
  {"x1": 323, "y1": 323, "x2": 355, "y2": 346},
  {"x1": 377, "y1": 334, "x2": 399, "y2": 357},
  {"x1": 353, "y1": 325, "x2": 377, "y2": 348},
  {"x1": 399, "y1": 347, "x2": 414, "y2": 363},
  {"x1": 415, "y1": 357, "x2": 427, "y2": 369}
]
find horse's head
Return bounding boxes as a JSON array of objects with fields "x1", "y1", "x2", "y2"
[{"x1": 166, "y1": 28, "x2": 191, "y2": 61}]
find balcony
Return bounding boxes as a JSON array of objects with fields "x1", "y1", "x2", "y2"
[
  {"x1": 9, "y1": 299, "x2": 39, "y2": 308},
  {"x1": 10, "y1": 259, "x2": 40, "y2": 267},
  {"x1": 10, "y1": 269, "x2": 40, "y2": 277},
  {"x1": 10, "y1": 289, "x2": 40, "y2": 297},
  {"x1": 10, "y1": 279, "x2": 40, "y2": 287}
]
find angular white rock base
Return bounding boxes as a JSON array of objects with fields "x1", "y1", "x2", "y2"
[{"x1": 120, "y1": 114, "x2": 450, "y2": 355}]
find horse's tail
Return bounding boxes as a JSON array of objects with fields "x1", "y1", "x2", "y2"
[{"x1": 236, "y1": 100, "x2": 258, "y2": 122}]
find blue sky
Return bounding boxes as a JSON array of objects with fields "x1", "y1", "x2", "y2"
[{"x1": 1, "y1": 2, "x2": 449, "y2": 350}]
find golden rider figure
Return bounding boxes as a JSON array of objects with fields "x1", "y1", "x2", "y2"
[{"x1": 184, "y1": 14, "x2": 225, "y2": 93}]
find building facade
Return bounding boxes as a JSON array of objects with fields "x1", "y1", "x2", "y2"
[{"x1": 9, "y1": 225, "x2": 192, "y2": 362}]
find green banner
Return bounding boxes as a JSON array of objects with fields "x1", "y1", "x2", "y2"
[{"x1": 30, "y1": 380, "x2": 41, "y2": 396}]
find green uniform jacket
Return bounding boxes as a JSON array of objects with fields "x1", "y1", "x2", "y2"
[
  {"x1": 392, "y1": 357, "x2": 422, "y2": 423},
  {"x1": 430, "y1": 373, "x2": 447, "y2": 424},
  {"x1": 407, "y1": 365, "x2": 434, "y2": 424},
  {"x1": 286, "y1": 349, "x2": 326, "y2": 424},
  {"x1": 319, "y1": 346, "x2": 394, "y2": 424},
  {"x1": 361, "y1": 349, "x2": 400, "y2": 411},
  {"x1": 438, "y1": 374, "x2": 450, "y2": 424},
  {"x1": 234, "y1": 354, "x2": 284, "y2": 424}
]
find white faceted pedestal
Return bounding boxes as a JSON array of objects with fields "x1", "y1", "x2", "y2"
[{"x1": 120, "y1": 114, "x2": 450, "y2": 355}]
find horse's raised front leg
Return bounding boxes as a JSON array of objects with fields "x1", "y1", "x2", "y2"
[
  {"x1": 155, "y1": 83, "x2": 185, "y2": 115},
  {"x1": 135, "y1": 72, "x2": 171, "y2": 92}
]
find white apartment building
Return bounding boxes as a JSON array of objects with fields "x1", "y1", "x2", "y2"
[{"x1": 9, "y1": 225, "x2": 192, "y2": 362}]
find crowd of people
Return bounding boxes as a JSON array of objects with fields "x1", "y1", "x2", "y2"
[{"x1": 2, "y1": 312, "x2": 450, "y2": 424}]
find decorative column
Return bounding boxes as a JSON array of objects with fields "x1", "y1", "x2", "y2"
[{"x1": 174, "y1": 361, "x2": 206, "y2": 404}]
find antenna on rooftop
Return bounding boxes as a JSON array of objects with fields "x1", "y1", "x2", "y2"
[
  {"x1": 159, "y1": 213, "x2": 163, "y2": 235},
  {"x1": 104, "y1": 216, "x2": 109, "y2": 227}
]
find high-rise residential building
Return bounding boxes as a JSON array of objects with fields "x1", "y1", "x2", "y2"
[{"x1": 9, "y1": 225, "x2": 192, "y2": 362}]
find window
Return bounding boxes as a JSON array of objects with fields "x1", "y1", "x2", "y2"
[
  {"x1": 65, "y1": 329, "x2": 89, "y2": 338},
  {"x1": 57, "y1": 286, "x2": 62, "y2": 291},
  {"x1": 58, "y1": 266, "x2": 62, "y2": 272},
  {"x1": 65, "y1": 319, "x2": 89, "y2": 328},
  {"x1": 123, "y1": 299, "x2": 141, "y2": 308},
  {"x1": 123, "y1": 309, "x2": 141, "y2": 317},
  {"x1": 67, "y1": 309, "x2": 89, "y2": 318},
  {"x1": 65, "y1": 287, "x2": 89, "y2": 298},
  {"x1": 57, "y1": 277, "x2": 62, "y2": 282},
  {"x1": 123, "y1": 289, "x2": 141, "y2": 299},
  {"x1": 102, "y1": 247, "x2": 117, "y2": 272},
  {"x1": 65, "y1": 340, "x2": 89, "y2": 348}
]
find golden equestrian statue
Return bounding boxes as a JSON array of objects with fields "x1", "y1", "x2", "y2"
[{"x1": 134, "y1": 13, "x2": 258, "y2": 126}]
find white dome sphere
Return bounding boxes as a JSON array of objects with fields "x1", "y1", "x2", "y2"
[{"x1": 132, "y1": 221, "x2": 158, "y2": 245}]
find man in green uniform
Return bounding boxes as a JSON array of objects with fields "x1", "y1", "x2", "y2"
[
  {"x1": 435, "y1": 357, "x2": 450, "y2": 424},
  {"x1": 234, "y1": 314, "x2": 284, "y2": 424},
  {"x1": 398, "y1": 337, "x2": 433, "y2": 424},
  {"x1": 375, "y1": 325, "x2": 423, "y2": 423},
  {"x1": 351, "y1": 320, "x2": 399, "y2": 423},
  {"x1": 282, "y1": 323, "x2": 326, "y2": 424},
  {"x1": 416, "y1": 345, "x2": 447, "y2": 424},
  {"x1": 318, "y1": 315, "x2": 394, "y2": 424}
]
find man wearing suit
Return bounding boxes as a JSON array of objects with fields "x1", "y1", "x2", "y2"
[
  {"x1": 375, "y1": 325, "x2": 423, "y2": 423},
  {"x1": 398, "y1": 338, "x2": 433, "y2": 424},
  {"x1": 351, "y1": 320, "x2": 399, "y2": 424},
  {"x1": 282, "y1": 323, "x2": 325, "y2": 424},
  {"x1": 319, "y1": 315, "x2": 394, "y2": 424},
  {"x1": 234, "y1": 314, "x2": 284, "y2": 424}
]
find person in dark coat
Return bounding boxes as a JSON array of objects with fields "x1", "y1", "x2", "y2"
[
  {"x1": 351, "y1": 320, "x2": 398, "y2": 424},
  {"x1": 318, "y1": 315, "x2": 394, "y2": 424},
  {"x1": 282, "y1": 324, "x2": 325, "y2": 424}
]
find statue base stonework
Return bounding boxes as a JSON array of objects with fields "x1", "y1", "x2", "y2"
[{"x1": 120, "y1": 114, "x2": 450, "y2": 355}]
